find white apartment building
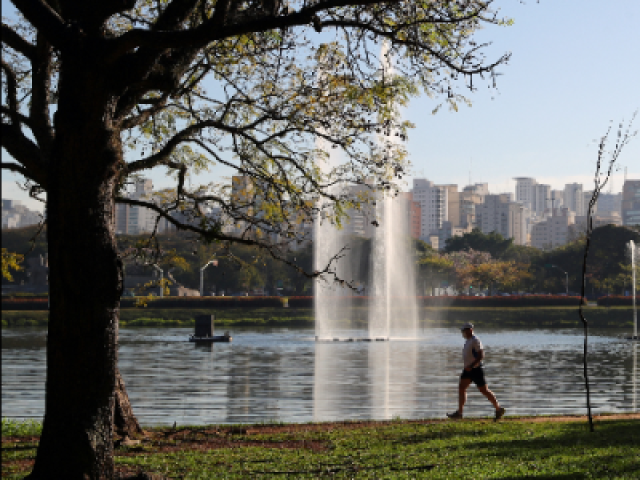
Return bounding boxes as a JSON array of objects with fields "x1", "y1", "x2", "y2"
[
  {"x1": 2, "y1": 199, "x2": 43, "y2": 229},
  {"x1": 514, "y1": 177, "x2": 550, "y2": 216},
  {"x1": 114, "y1": 178, "x2": 171, "y2": 235},
  {"x1": 412, "y1": 179, "x2": 448, "y2": 242},
  {"x1": 563, "y1": 183, "x2": 585, "y2": 216},
  {"x1": 530, "y1": 208, "x2": 575, "y2": 250},
  {"x1": 533, "y1": 184, "x2": 551, "y2": 214},
  {"x1": 475, "y1": 194, "x2": 528, "y2": 245},
  {"x1": 514, "y1": 177, "x2": 536, "y2": 211},
  {"x1": 550, "y1": 190, "x2": 564, "y2": 209}
]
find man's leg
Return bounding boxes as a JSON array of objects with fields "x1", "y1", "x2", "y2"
[
  {"x1": 458, "y1": 378, "x2": 472, "y2": 414},
  {"x1": 477, "y1": 385, "x2": 500, "y2": 410}
]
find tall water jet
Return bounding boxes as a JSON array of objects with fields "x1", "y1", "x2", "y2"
[
  {"x1": 369, "y1": 193, "x2": 419, "y2": 339},
  {"x1": 313, "y1": 138, "x2": 358, "y2": 340},
  {"x1": 368, "y1": 40, "x2": 418, "y2": 339},
  {"x1": 631, "y1": 240, "x2": 638, "y2": 339}
]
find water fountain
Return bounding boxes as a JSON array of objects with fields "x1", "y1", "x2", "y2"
[
  {"x1": 314, "y1": 43, "x2": 418, "y2": 342},
  {"x1": 628, "y1": 240, "x2": 638, "y2": 340}
]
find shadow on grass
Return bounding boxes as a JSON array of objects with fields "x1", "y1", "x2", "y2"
[{"x1": 396, "y1": 420, "x2": 639, "y2": 478}]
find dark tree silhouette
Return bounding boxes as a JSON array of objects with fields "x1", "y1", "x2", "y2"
[{"x1": 2, "y1": 1, "x2": 510, "y2": 477}]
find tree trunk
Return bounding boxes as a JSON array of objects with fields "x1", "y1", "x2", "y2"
[
  {"x1": 28, "y1": 46, "x2": 126, "y2": 479},
  {"x1": 114, "y1": 368, "x2": 143, "y2": 437}
]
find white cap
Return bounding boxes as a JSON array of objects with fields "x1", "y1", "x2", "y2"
[{"x1": 460, "y1": 323, "x2": 474, "y2": 331}]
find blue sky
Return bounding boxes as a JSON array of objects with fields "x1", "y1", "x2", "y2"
[{"x1": 2, "y1": 0, "x2": 639, "y2": 211}]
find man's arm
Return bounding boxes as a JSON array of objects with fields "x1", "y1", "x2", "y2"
[{"x1": 465, "y1": 349, "x2": 485, "y2": 371}]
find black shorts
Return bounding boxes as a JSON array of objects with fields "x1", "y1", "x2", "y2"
[{"x1": 460, "y1": 367, "x2": 486, "y2": 387}]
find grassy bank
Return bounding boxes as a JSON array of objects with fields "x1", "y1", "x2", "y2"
[
  {"x1": 2, "y1": 306, "x2": 636, "y2": 328},
  {"x1": 3, "y1": 415, "x2": 639, "y2": 479}
]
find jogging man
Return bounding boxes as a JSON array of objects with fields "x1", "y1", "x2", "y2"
[{"x1": 447, "y1": 323, "x2": 505, "y2": 421}]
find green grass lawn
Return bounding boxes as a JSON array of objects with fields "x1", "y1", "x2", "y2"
[{"x1": 3, "y1": 416, "x2": 639, "y2": 479}]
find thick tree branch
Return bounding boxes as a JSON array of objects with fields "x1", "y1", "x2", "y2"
[
  {"x1": 123, "y1": 115, "x2": 275, "y2": 174},
  {"x1": 1, "y1": 122, "x2": 48, "y2": 187},
  {"x1": 29, "y1": 33, "x2": 54, "y2": 153},
  {"x1": 1, "y1": 105, "x2": 32, "y2": 128},
  {"x1": 1, "y1": 60, "x2": 21, "y2": 126},
  {"x1": 10, "y1": 0, "x2": 70, "y2": 50},
  {"x1": 1, "y1": 161, "x2": 30, "y2": 177},
  {"x1": 1, "y1": 23, "x2": 37, "y2": 60},
  {"x1": 106, "y1": 0, "x2": 383, "y2": 60}
]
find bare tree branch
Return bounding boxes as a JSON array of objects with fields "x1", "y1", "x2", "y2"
[{"x1": 579, "y1": 112, "x2": 637, "y2": 433}]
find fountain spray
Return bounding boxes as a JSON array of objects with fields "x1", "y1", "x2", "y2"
[{"x1": 631, "y1": 240, "x2": 637, "y2": 339}]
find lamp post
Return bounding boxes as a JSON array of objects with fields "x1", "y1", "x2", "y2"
[
  {"x1": 152, "y1": 264, "x2": 163, "y2": 297},
  {"x1": 546, "y1": 264, "x2": 568, "y2": 295},
  {"x1": 200, "y1": 259, "x2": 219, "y2": 297}
]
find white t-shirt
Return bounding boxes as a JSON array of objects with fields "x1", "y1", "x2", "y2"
[{"x1": 463, "y1": 335, "x2": 483, "y2": 369}]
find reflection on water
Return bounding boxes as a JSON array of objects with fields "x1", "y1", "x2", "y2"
[{"x1": 2, "y1": 327, "x2": 638, "y2": 425}]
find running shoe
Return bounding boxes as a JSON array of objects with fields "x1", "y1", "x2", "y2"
[
  {"x1": 495, "y1": 407, "x2": 506, "y2": 421},
  {"x1": 446, "y1": 411, "x2": 463, "y2": 419}
]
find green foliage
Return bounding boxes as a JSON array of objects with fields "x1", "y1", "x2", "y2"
[
  {"x1": 444, "y1": 229, "x2": 513, "y2": 258},
  {"x1": 1, "y1": 249, "x2": 24, "y2": 282},
  {"x1": 0, "y1": 226, "x2": 47, "y2": 286}
]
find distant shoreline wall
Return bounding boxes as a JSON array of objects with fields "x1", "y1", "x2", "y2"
[{"x1": 2, "y1": 306, "x2": 635, "y2": 329}]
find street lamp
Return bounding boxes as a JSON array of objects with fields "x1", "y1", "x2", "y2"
[
  {"x1": 200, "y1": 259, "x2": 219, "y2": 297},
  {"x1": 152, "y1": 264, "x2": 163, "y2": 297},
  {"x1": 546, "y1": 264, "x2": 568, "y2": 295}
]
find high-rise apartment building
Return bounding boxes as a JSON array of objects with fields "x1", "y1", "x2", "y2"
[
  {"x1": 475, "y1": 194, "x2": 528, "y2": 245},
  {"x1": 550, "y1": 190, "x2": 564, "y2": 209},
  {"x1": 458, "y1": 191, "x2": 483, "y2": 229},
  {"x1": 530, "y1": 208, "x2": 575, "y2": 250},
  {"x1": 399, "y1": 192, "x2": 421, "y2": 239},
  {"x1": 514, "y1": 177, "x2": 536, "y2": 211},
  {"x1": 412, "y1": 179, "x2": 448, "y2": 242},
  {"x1": 114, "y1": 178, "x2": 164, "y2": 235},
  {"x1": 533, "y1": 184, "x2": 551, "y2": 214},
  {"x1": 563, "y1": 183, "x2": 585, "y2": 216},
  {"x1": 622, "y1": 180, "x2": 640, "y2": 226},
  {"x1": 441, "y1": 185, "x2": 460, "y2": 227},
  {"x1": 514, "y1": 177, "x2": 550, "y2": 216}
]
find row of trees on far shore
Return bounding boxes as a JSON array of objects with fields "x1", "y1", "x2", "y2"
[{"x1": 3, "y1": 223, "x2": 638, "y2": 297}]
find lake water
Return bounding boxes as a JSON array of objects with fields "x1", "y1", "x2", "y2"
[{"x1": 2, "y1": 327, "x2": 638, "y2": 425}]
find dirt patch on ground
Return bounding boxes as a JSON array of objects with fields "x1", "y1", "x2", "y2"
[
  {"x1": 115, "y1": 434, "x2": 328, "y2": 456},
  {"x1": 206, "y1": 413, "x2": 640, "y2": 435},
  {"x1": 506, "y1": 413, "x2": 640, "y2": 423}
]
